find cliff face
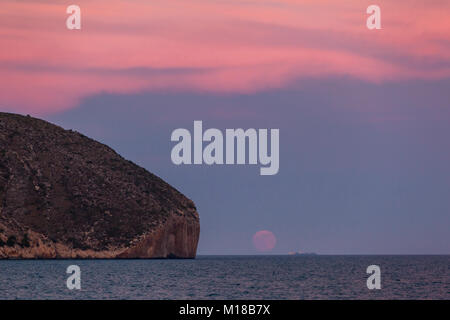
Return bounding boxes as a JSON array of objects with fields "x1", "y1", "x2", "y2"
[{"x1": 0, "y1": 112, "x2": 199, "y2": 258}]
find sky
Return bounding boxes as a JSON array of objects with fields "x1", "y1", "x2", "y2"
[{"x1": 1, "y1": 0, "x2": 449, "y2": 254}]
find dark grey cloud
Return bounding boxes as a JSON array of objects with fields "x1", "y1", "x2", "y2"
[{"x1": 46, "y1": 76, "x2": 450, "y2": 254}]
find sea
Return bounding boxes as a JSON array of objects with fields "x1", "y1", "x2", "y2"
[{"x1": 0, "y1": 255, "x2": 448, "y2": 299}]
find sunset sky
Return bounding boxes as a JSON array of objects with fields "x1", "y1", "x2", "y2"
[{"x1": 1, "y1": 0, "x2": 449, "y2": 254}]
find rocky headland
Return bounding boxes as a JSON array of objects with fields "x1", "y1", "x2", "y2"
[{"x1": 0, "y1": 113, "x2": 199, "y2": 258}]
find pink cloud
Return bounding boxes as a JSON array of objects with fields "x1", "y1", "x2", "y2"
[{"x1": 1, "y1": 0, "x2": 449, "y2": 114}]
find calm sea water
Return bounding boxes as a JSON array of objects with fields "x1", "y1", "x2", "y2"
[{"x1": 0, "y1": 255, "x2": 448, "y2": 299}]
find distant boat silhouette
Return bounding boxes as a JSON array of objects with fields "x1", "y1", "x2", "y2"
[{"x1": 287, "y1": 252, "x2": 317, "y2": 256}]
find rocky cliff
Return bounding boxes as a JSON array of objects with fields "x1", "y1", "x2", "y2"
[{"x1": 0, "y1": 112, "x2": 199, "y2": 258}]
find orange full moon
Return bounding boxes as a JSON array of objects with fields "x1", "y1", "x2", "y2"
[{"x1": 252, "y1": 230, "x2": 277, "y2": 252}]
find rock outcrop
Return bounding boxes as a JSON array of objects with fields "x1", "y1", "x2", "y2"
[{"x1": 0, "y1": 112, "x2": 199, "y2": 258}]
